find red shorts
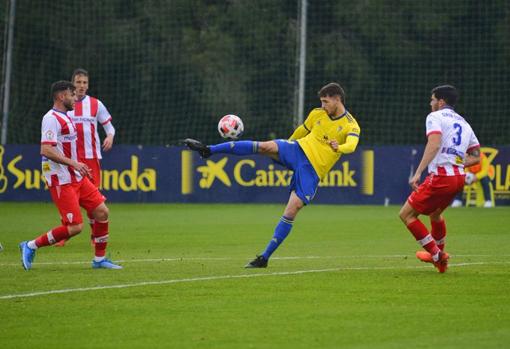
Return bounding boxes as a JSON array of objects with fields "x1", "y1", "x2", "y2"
[
  {"x1": 49, "y1": 177, "x2": 106, "y2": 225},
  {"x1": 408, "y1": 174, "x2": 465, "y2": 215},
  {"x1": 82, "y1": 158, "x2": 101, "y2": 188}
]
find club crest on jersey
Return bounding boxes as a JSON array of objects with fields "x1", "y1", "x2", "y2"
[
  {"x1": 45, "y1": 130, "x2": 54, "y2": 140},
  {"x1": 337, "y1": 126, "x2": 343, "y2": 132}
]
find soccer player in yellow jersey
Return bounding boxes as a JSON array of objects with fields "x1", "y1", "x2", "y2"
[{"x1": 184, "y1": 82, "x2": 360, "y2": 268}]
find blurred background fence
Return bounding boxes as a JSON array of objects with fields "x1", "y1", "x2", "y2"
[{"x1": 1, "y1": 0, "x2": 509, "y2": 146}]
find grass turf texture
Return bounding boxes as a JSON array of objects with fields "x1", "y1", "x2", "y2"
[{"x1": 1, "y1": 202, "x2": 509, "y2": 348}]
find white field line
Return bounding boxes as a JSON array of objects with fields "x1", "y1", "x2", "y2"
[
  {"x1": 1, "y1": 261, "x2": 508, "y2": 300},
  {"x1": 0, "y1": 254, "x2": 503, "y2": 267}
]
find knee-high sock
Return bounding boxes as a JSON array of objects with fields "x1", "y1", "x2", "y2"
[
  {"x1": 210, "y1": 141, "x2": 258, "y2": 155},
  {"x1": 93, "y1": 221, "x2": 109, "y2": 258},
  {"x1": 431, "y1": 219, "x2": 446, "y2": 251},
  {"x1": 261, "y1": 216, "x2": 294, "y2": 260},
  {"x1": 32, "y1": 226, "x2": 70, "y2": 248},
  {"x1": 87, "y1": 211, "x2": 95, "y2": 234},
  {"x1": 406, "y1": 219, "x2": 440, "y2": 258}
]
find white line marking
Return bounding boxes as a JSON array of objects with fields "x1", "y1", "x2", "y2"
[
  {"x1": 0, "y1": 254, "x2": 503, "y2": 267},
  {"x1": 1, "y1": 261, "x2": 508, "y2": 300}
]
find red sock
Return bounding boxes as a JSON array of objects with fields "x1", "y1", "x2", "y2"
[
  {"x1": 93, "y1": 221, "x2": 109, "y2": 257},
  {"x1": 406, "y1": 219, "x2": 440, "y2": 256},
  {"x1": 431, "y1": 219, "x2": 446, "y2": 251},
  {"x1": 35, "y1": 226, "x2": 70, "y2": 247},
  {"x1": 87, "y1": 212, "x2": 95, "y2": 232}
]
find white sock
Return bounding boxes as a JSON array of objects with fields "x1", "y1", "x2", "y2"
[
  {"x1": 94, "y1": 256, "x2": 105, "y2": 262},
  {"x1": 27, "y1": 240, "x2": 38, "y2": 250}
]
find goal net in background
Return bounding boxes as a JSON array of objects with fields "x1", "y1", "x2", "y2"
[{"x1": 1, "y1": 0, "x2": 509, "y2": 146}]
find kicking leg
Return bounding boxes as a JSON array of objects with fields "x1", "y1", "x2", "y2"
[{"x1": 184, "y1": 139, "x2": 280, "y2": 159}]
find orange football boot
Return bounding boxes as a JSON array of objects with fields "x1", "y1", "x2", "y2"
[{"x1": 416, "y1": 250, "x2": 449, "y2": 273}]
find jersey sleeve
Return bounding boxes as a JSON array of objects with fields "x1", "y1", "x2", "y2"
[
  {"x1": 425, "y1": 113, "x2": 442, "y2": 136},
  {"x1": 97, "y1": 100, "x2": 112, "y2": 125},
  {"x1": 347, "y1": 121, "x2": 361, "y2": 138},
  {"x1": 467, "y1": 129, "x2": 480, "y2": 152},
  {"x1": 288, "y1": 124, "x2": 309, "y2": 140},
  {"x1": 97, "y1": 100, "x2": 115, "y2": 136},
  {"x1": 41, "y1": 115, "x2": 59, "y2": 145},
  {"x1": 302, "y1": 109, "x2": 319, "y2": 132}
]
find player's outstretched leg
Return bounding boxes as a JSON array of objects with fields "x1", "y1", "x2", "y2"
[
  {"x1": 182, "y1": 139, "x2": 212, "y2": 158},
  {"x1": 184, "y1": 138, "x2": 260, "y2": 158},
  {"x1": 19, "y1": 241, "x2": 36, "y2": 270}
]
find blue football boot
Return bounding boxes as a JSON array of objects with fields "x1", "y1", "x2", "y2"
[
  {"x1": 19, "y1": 241, "x2": 36, "y2": 270},
  {"x1": 92, "y1": 258, "x2": 123, "y2": 269}
]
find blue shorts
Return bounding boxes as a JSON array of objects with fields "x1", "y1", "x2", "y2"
[{"x1": 274, "y1": 139, "x2": 320, "y2": 205}]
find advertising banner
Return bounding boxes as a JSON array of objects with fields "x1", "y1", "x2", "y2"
[{"x1": 1, "y1": 145, "x2": 509, "y2": 205}]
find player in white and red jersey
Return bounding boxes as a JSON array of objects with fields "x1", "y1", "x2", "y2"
[
  {"x1": 54, "y1": 69, "x2": 116, "y2": 247},
  {"x1": 69, "y1": 68, "x2": 115, "y2": 188},
  {"x1": 399, "y1": 85, "x2": 480, "y2": 273},
  {"x1": 18, "y1": 81, "x2": 121, "y2": 270}
]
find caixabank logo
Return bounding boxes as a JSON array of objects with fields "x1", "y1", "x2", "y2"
[{"x1": 180, "y1": 150, "x2": 375, "y2": 196}]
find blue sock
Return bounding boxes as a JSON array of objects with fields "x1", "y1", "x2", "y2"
[
  {"x1": 261, "y1": 216, "x2": 294, "y2": 260},
  {"x1": 210, "y1": 141, "x2": 258, "y2": 155}
]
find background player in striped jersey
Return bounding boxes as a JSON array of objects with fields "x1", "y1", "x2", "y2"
[
  {"x1": 19, "y1": 81, "x2": 121, "y2": 270},
  {"x1": 55, "y1": 68, "x2": 116, "y2": 246},
  {"x1": 184, "y1": 82, "x2": 361, "y2": 268},
  {"x1": 399, "y1": 85, "x2": 480, "y2": 273}
]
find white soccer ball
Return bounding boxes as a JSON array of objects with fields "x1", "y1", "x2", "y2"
[{"x1": 218, "y1": 114, "x2": 244, "y2": 140}]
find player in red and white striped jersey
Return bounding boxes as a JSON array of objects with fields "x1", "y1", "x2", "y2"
[
  {"x1": 69, "y1": 68, "x2": 115, "y2": 187},
  {"x1": 399, "y1": 85, "x2": 480, "y2": 273},
  {"x1": 54, "y1": 69, "x2": 116, "y2": 247},
  {"x1": 18, "y1": 81, "x2": 121, "y2": 270}
]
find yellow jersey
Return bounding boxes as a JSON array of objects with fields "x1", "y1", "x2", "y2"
[{"x1": 290, "y1": 108, "x2": 360, "y2": 179}]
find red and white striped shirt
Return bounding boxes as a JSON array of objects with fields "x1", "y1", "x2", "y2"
[
  {"x1": 41, "y1": 109, "x2": 83, "y2": 187},
  {"x1": 68, "y1": 95, "x2": 115, "y2": 160},
  {"x1": 425, "y1": 107, "x2": 480, "y2": 176}
]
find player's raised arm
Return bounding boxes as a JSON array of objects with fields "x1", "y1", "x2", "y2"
[
  {"x1": 288, "y1": 124, "x2": 309, "y2": 140},
  {"x1": 289, "y1": 110, "x2": 317, "y2": 140}
]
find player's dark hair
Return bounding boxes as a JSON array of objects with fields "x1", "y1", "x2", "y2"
[
  {"x1": 51, "y1": 80, "x2": 75, "y2": 100},
  {"x1": 318, "y1": 82, "x2": 345, "y2": 104},
  {"x1": 431, "y1": 85, "x2": 459, "y2": 107},
  {"x1": 71, "y1": 68, "x2": 89, "y2": 82}
]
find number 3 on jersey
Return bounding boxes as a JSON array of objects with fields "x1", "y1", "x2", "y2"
[{"x1": 452, "y1": 123, "x2": 462, "y2": 146}]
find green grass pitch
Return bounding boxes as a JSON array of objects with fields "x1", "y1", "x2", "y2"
[{"x1": 1, "y1": 202, "x2": 509, "y2": 348}]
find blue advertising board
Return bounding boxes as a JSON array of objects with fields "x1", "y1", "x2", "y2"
[{"x1": 1, "y1": 145, "x2": 509, "y2": 205}]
